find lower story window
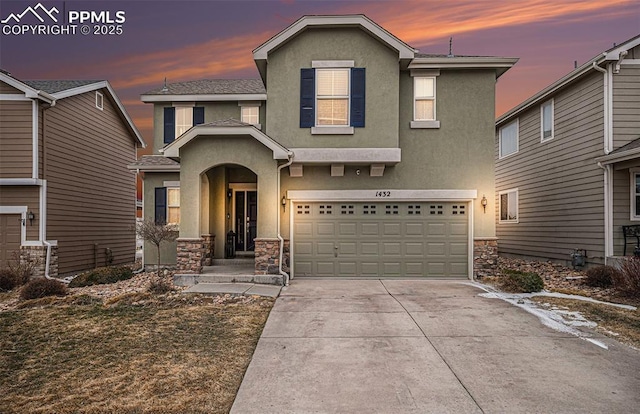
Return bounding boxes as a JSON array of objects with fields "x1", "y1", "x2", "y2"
[
  {"x1": 167, "y1": 187, "x2": 180, "y2": 225},
  {"x1": 499, "y1": 189, "x2": 518, "y2": 223},
  {"x1": 632, "y1": 172, "x2": 640, "y2": 220}
]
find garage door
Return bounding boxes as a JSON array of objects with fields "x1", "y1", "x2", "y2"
[
  {"x1": 0, "y1": 214, "x2": 22, "y2": 268},
  {"x1": 293, "y1": 201, "x2": 468, "y2": 278}
]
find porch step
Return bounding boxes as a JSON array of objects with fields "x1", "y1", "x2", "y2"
[
  {"x1": 174, "y1": 273, "x2": 283, "y2": 286},
  {"x1": 210, "y1": 258, "x2": 254, "y2": 266}
]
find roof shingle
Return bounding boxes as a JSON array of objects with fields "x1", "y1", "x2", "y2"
[
  {"x1": 143, "y1": 79, "x2": 265, "y2": 95},
  {"x1": 22, "y1": 80, "x2": 103, "y2": 94}
]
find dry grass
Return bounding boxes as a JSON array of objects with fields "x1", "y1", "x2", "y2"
[
  {"x1": 0, "y1": 293, "x2": 274, "y2": 414},
  {"x1": 531, "y1": 297, "x2": 640, "y2": 349}
]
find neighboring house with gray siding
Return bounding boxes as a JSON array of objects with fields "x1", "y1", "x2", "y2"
[
  {"x1": 133, "y1": 15, "x2": 516, "y2": 281},
  {"x1": 0, "y1": 71, "x2": 145, "y2": 276},
  {"x1": 495, "y1": 35, "x2": 640, "y2": 266}
]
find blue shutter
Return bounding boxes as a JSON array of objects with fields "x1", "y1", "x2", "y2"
[
  {"x1": 350, "y1": 68, "x2": 365, "y2": 127},
  {"x1": 193, "y1": 106, "x2": 204, "y2": 126},
  {"x1": 163, "y1": 107, "x2": 175, "y2": 144},
  {"x1": 155, "y1": 187, "x2": 167, "y2": 225},
  {"x1": 300, "y1": 68, "x2": 315, "y2": 128}
]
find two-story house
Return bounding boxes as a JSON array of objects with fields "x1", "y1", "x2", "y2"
[
  {"x1": 496, "y1": 35, "x2": 640, "y2": 266},
  {"x1": 132, "y1": 15, "x2": 516, "y2": 282},
  {"x1": 0, "y1": 70, "x2": 145, "y2": 276}
]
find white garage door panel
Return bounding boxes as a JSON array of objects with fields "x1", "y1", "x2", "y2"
[{"x1": 293, "y1": 202, "x2": 469, "y2": 278}]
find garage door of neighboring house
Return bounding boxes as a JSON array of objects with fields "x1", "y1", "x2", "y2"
[
  {"x1": 292, "y1": 201, "x2": 469, "y2": 278},
  {"x1": 0, "y1": 214, "x2": 22, "y2": 268}
]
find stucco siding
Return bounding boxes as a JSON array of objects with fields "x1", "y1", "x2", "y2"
[
  {"x1": 45, "y1": 90, "x2": 137, "y2": 274},
  {"x1": 0, "y1": 185, "x2": 40, "y2": 241},
  {"x1": 265, "y1": 27, "x2": 399, "y2": 149},
  {"x1": 496, "y1": 71, "x2": 606, "y2": 264},
  {"x1": 0, "y1": 99, "x2": 33, "y2": 178},
  {"x1": 142, "y1": 172, "x2": 180, "y2": 266},
  {"x1": 612, "y1": 65, "x2": 640, "y2": 150}
]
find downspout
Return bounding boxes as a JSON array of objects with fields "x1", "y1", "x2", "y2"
[
  {"x1": 593, "y1": 61, "x2": 611, "y2": 263},
  {"x1": 592, "y1": 62, "x2": 610, "y2": 153},
  {"x1": 277, "y1": 152, "x2": 294, "y2": 286}
]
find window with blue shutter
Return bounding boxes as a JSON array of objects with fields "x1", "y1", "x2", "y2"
[
  {"x1": 163, "y1": 107, "x2": 175, "y2": 144},
  {"x1": 300, "y1": 68, "x2": 315, "y2": 128},
  {"x1": 350, "y1": 68, "x2": 365, "y2": 127},
  {"x1": 193, "y1": 106, "x2": 204, "y2": 126},
  {"x1": 155, "y1": 187, "x2": 167, "y2": 224}
]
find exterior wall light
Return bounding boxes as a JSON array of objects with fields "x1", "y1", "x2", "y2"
[
  {"x1": 281, "y1": 195, "x2": 287, "y2": 212},
  {"x1": 481, "y1": 195, "x2": 487, "y2": 213},
  {"x1": 227, "y1": 189, "x2": 233, "y2": 199},
  {"x1": 28, "y1": 211, "x2": 35, "y2": 226}
]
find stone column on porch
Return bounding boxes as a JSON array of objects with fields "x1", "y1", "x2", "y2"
[
  {"x1": 176, "y1": 238, "x2": 205, "y2": 274},
  {"x1": 473, "y1": 237, "x2": 498, "y2": 278},
  {"x1": 201, "y1": 234, "x2": 215, "y2": 266},
  {"x1": 255, "y1": 238, "x2": 289, "y2": 275}
]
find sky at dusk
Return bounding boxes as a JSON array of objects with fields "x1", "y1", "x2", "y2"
[{"x1": 1, "y1": 0, "x2": 638, "y2": 150}]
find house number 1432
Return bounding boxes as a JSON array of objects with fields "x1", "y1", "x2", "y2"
[{"x1": 375, "y1": 191, "x2": 391, "y2": 197}]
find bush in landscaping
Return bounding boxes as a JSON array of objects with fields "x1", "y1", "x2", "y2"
[
  {"x1": 615, "y1": 257, "x2": 640, "y2": 297},
  {"x1": 584, "y1": 265, "x2": 619, "y2": 288},
  {"x1": 68, "y1": 266, "x2": 134, "y2": 288},
  {"x1": 148, "y1": 278, "x2": 174, "y2": 294},
  {"x1": 500, "y1": 269, "x2": 544, "y2": 293},
  {"x1": 20, "y1": 278, "x2": 68, "y2": 300},
  {"x1": 0, "y1": 252, "x2": 36, "y2": 291}
]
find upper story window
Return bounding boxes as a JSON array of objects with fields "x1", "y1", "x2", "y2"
[
  {"x1": 410, "y1": 70, "x2": 440, "y2": 129},
  {"x1": 300, "y1": 63, "x2": 365, "y2": 135},
  {"x1": 316, "y1": 68, "x2": 350, "y2": 126},
  {"x1": 499, "y1": 189, "x2": 518, "y2": 223},
  {"x1": 414, "y1": 77, "x2": 435, "y2": 121},
  {"x1": 499, "y1": 119, "x2": 519, "y2": 158},
  {"x1": 240, "y1": 105, "x2": 260, "y2": 126},
  {"x1": 175, "y1": 106, "x2": 193, "y2": 137},
  {"x1": 541, "y1": 99, "x2": 554, "y2": 142},
  {"x1": 163, "y1": 105, "x2": 204, "y2": 144},
  {"x1": 95, "y1": 91, "x2": 103, "y2": 110}
]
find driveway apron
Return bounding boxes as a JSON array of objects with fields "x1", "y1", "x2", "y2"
[{"x1": 230, "y1": 280, "x2": 640, "y2": 413}]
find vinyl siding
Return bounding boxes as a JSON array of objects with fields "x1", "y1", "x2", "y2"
[
  {"x1": 0, "y1": 99, "x2": 33, "y2": 178},
  {"x1": 0, "y1": 185, "x2": 40, "y2": 241},
  {"x1": 612, "y1": 65, "x2": 640, "y2": 150},
  {"x1": 0, "y1": 83, "x2": 23, "y2": 94},
  {"x1": 45, "y1": 90, "x2": 137, "y2": 274},
  {"x1": 496, "y1": 71, "x2": 606, "y2": 264}
]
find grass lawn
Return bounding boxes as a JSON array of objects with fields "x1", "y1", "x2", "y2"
[
  {"x1": 530, "y1": 296, "x2": 640, "y2": 349},
  {"x1": 0, "y1": 292, "x2": 274, "y2": 414}
]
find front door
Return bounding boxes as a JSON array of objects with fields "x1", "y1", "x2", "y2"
[{"x1": 234, "y1": 190, "x2": 257, "y2": 251}]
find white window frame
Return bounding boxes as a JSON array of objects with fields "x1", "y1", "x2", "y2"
[
  {"x1": 174, "y1": 105, "x2": 193, "y2": 138},
  {"x1": 315, "y1": 68, "x2": 350, "y2": 127},
  {"x1": 630, "y1": 169, "x2": 640, "y2": 221},
  {"x1": 95, "y1": 91, "x2": 103, "y2": 110},
  {"x1": 499, "y1": 188, "x2": 519, "y2": 223},
  {"x1": 499, "y1": 119, "x2": 519, "y2": 159},
  {"x1": 410, "y1": 69, "x2": 440, "y2": 129},
  {"x1": 414, "y1": 77, "x2": 436, "y2": 120},
  {"x1": 239, "y1": 102, "x2": 261, "y2": 128},
  {"x1": 541, "y1": 99, "x2": 554, "y2": 142},
  {"x1": 166, "y1": 186, "x2": 180, "y2": 226}
]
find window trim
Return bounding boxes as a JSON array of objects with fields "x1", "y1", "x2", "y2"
[
  {"x1": 410, "y1": 69, "x2": 440, "y2": 129},
  {"x1": 540, "y1": 99, "x2": 554, "y2": 142},
  {"x1": 239, "y1": 103, "x2": 261, "y2": 128},
  {"x1": 95, "y1": 91, "x2": 103, "y2": 110},
  {"x1": 174, "y1": 105, "x2": 194, "y2": 138},
  {"x1": 315, "y1": 67, "x2": 351, "y2": 128},
  {"x1": 413, "y1": 77, "x2": 436, "y2": 121},
  {"x1": 166, "y1": 186, "x2": 180, "y2": 226},
  {"x1": 498, "y1": 188, "x2": 519, "y2": 224},
  {"x1": 630, "y1": 169, "x2": 640, "y2": 221},
  {"x1": 499, "y1": 119, "x2": 519, "y2": 159}
]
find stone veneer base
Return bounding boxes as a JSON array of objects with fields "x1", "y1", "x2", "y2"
[
  {"x1": 176, "y1": 238, "x2": 205, "y2": 274},
  {"x1": 20, "y1": 245, "x2": 59, "y2": 278},
  {"x1": 254, "y1": 238, "x2": 290, "y2": 275},
  {"x1": 473, "y1": 238, "x2": 498, "y2": 278}
]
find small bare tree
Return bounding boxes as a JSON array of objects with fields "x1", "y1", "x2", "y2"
[{"x1": 135, "y1": 220, "x2": 178, "y2": 278}]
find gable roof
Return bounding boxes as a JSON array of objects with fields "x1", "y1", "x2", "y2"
[
  {"x1": 1, "y1": 71, "x2": 146, "y2": 148},
  {"x1": 140, "y1": 79, "x2": 266, "y2": 102},
  {"x1": 162, "y1": 118, "x2": 290, "y2": 159},
  {"x1": 253, "y1": 14, "x2": 417, "y2": 80},
  {"x1": 497, "y1": 34, "x2": 640, "y2": 126}
]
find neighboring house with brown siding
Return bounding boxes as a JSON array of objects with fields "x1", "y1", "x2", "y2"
[
  {"x1": 0, "y1": 70, "x2": 145, "y2": 276},
  {"x1": 495, "y1": 35, "x2": 640, "y2": 266}
]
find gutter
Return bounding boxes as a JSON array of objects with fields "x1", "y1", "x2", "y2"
[
  {"x1": 276, "y1": 152, "x2": 294, "y2": 286},
  {"x1": 597, "y1": 162, "x2": 613, "y2": 262}
]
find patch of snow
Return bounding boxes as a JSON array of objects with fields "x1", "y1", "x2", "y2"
[{"x1": 466, "y1": 282, "x2": 609, "y2": 350}]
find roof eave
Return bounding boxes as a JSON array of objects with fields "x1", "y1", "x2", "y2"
[
  {"x1": 596, "y1": 147, "x2": 640, "y2": 165},
  {"x1": 408, "y1": 57, "x2": 518, "y2": 78},
  {"x1": 0, "y1": 72, "x2": 55, "y2": 103},
  {"x1": 141, "y1": 93, "x2": 267, "y2": 103}
]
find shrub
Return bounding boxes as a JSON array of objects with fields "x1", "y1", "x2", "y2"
[
  {"x1": 69, "y1": 266, "x2": 134, "y2": 288},
  {"x1": 148, "y1": 278, "x2": 174, "y2": 294},
  {"x1": 20, "y1": 278, "x2": 67, "y2": 300},
  {"x1": 585, "y1": 265, "x2": 619, "y2": 288},
  {"x1": 500, "y1": 269, "x2": 544, "y2": 293},
  {"x1": 615, "y1": 257, "x2": 640, "y2": 297},
  {"x1": 0, "y1": 252, "x2": 35, "y2": 291}
]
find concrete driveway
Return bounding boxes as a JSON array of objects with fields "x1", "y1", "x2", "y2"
[{"x1": 231, "y1": 280, "x2": 640, "y2": 413}]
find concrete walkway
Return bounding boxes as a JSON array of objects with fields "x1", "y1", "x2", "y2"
[{"x1": 231, "y1": 279, "x2": 640, "y2": 413}]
